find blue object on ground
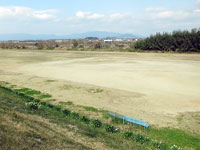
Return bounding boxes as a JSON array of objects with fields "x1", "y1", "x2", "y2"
[{"x1": 108, "y1": 112, "x2": 150, "y2": 128}]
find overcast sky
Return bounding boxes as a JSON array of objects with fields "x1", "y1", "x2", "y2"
[{"x1": 0, "y1": 0, "x2": 200, "y2": 36}]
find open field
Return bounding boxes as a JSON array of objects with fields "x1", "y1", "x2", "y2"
[{"x1": 0, "y1": 49, "x2": 200, "y2": 134}]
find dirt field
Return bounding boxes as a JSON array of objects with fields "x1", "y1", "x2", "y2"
[{"x1": 0, "y1": 49, "x2": 200, "y2": 133}]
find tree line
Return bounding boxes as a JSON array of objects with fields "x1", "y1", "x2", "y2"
[{"x1": 134, "y1": 28, "x2": 200, "y2": 52}]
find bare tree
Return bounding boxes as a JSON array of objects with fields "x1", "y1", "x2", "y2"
[
  {"x1": 94, "y1": 42, "x2": 102, "y2": 49},
  {"x1": 72, "y1": 40, "x2": 78, "y2": 48}
]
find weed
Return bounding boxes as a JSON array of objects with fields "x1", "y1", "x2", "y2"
[
  {"x1": 87, "y1": 88, "x2": 104, "y2": 93},
  {"x1": 47, "y1": 103, "x2": 54, "y2": 109},
  {"x1": 9, "y1": 85, "x2": 17, "y2": 88},
  {"x1": 26, "y1": 102, "x2": 41, "y2": 110},
  {"x1": 84, "y1": 106, "x2": 98, "y2": 112},
  {"x1": 0, "y1": 81, "x2": 9, "y2": 85},
  {"x1": 133, "y1": 134, "x2": 150, "y2": 144},
  {"x1": 38, "y1": 93, "x2": 52, "y2": 99},
  {"x1": 81, "y1": 116, "x2": 90, "y2": 124},
  {"x1": 15, "y1": 88, "x2": 41, "y2": 96},
  {"x1": 62, "y1": 109, "x2": 71, "y2": 116},
  {"x1": 92, "y1": 119, "x2": 102, "y2": 128},
  {"x1": 123, "y1": 131, "x2": 134, "y2": 138},
  {"x1": 112, "y1": 117, "x2": 124, "y2": 124},
  {"x1": 45, "y1": 80, "x2": 56, "y2": 83},
  {"x1": 59, "y1": 101, "x2": 73, "y2": 105},
  {"x1": 40, "y1": 101, "x2": 48, "y2": 106},
  {"x1": 45, "y1": 99, "x2": 56, "y2": 102},
  {"x1": 71, "y1": 112, "x2": 80, "y2": 119},
  {"x1": 54, "y1": 105, "x2": 62, "y2": 111},
  {"x1": 105, "y1": 124, "x2": 116, "y2": 133},
  {"x1": 15, "y1": 88, "x2": 30, "y2": 93}
]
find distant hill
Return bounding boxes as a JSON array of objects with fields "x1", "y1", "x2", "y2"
[
  {"x1": 61, "y1": 31, "x2": 142, "y2": 39},
  {"x1": 0, "y1": 31, "x2": 142, "y2": 41}
]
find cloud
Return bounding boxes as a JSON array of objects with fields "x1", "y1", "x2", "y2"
[
  {"x1": 75, "y1": 11, "x2": 131, "y2": 20},
  {"x1": 193, "y1": 9, "x2": 200, "y2": 13},
  {"x1": 0, "y1": 6, "x2": 58, "y2": 21},
  {"x1": 145, "y1": 8, "x2": 191, "y2": 20},
  {"x1": 153, "y1": 11, "x2": 173, "y2": 19},
  {"x1": 75, "y1": 11, "x2": 104, "y2": 19},
  {"x1": 197, "y1": 0, "x2": 200, "y2": 4},
  {"x1": 151, "y1": 11, "x2": 190, "y2": 19},
  {"x1": 145, "y1": 7, "x2": 165, "y2": 12},
  {"x1": 110, "y1": 13, "x2": 129, "y2": 19},
  {"x1": 66, "y1": 9, "x2": 200, "y2": 35}
]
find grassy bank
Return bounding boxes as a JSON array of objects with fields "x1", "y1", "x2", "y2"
[
  {"x1": 0, "y1": 83, "x2": 199, "y2": 150},
  {"x1": 0, "y1": 85, "x2": 148, "y2": 150}
]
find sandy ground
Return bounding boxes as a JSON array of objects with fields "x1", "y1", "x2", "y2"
[{"x1": 0, "y1": 49, "x2": 200, "y2": 133}]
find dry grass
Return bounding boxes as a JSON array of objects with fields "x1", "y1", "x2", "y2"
[{"x1": 0, "y1": 86, "x2": 148, "y2": 150}]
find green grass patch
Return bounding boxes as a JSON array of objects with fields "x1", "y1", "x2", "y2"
[
  {"x1": 87, "y1": 88, "x2": 104, "y2": 93},
  {"x1": 111, "y1": 117, "x2": 124, "y2": 124},
  {"x1": 59, "y1": 101, "x2": 73, "y2": 105},
  {"x1": 38, "y1": 93, "x2": 52, "y2": 99},
  {"x1": 0, "y1": 81, "x2": 9, "y2": 85},
  {"x1": 84, "y1": 106, "x2": 98, "y2": 112},
  {"x1": 45, "y1": 99, "x2": 56, "y2": 102},
  {"x1": 14, "y1": 88, "x2": 51, "y2": 99},
  {"x1": 15, "y1": 88, "x2": 41, "y2": 96},
  {"x1": 147, "y1": 128, "x2": 200, "y2": 150},
  {"x1": 9, "y1": 84, "x2": 17, "y2": 88},
  {"x1": 14, "y1": 88, "x2": 30, "y2": 93}
]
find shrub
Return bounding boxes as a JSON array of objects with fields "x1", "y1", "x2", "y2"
[
  {"x1": 54, "y1": 105, "x2": 62, "y2": 111},
  {"x1": 33, "y1": 99, "x2": 41, "y2": 103},
  {"x1": 81, "y1": 116, "x2": 90, "y2": 124},
  {"x1": 40, "y1": 101, "x2": 47, "y2": 106},
  {"x1": 47, "y1": 103, "x2": 55, "y2": 109},
  {"x1": 62, "y1": 109, "x2": 71, "y2": 116},
  {"x1": 92, "y1": 119, "x2": 102, "y2": 128},
  {"x1": 26, "y1": 102, "x2": 40, "y2": 110},
  {"x1": 79, "y1": 45, "x2": 84, "y2": 48},
  {"x1": 94, "y1": 42, "x2": 102, "y2": 49},
  {"x1": 105, "y1": 124, "x2": 116, "y2": 133},
  {"x1": 72, "y1": 40, "x2": 78, "y2": 48},
  {"x1": 71, "y1": 112, "x2": 80, "y2": 119},
  {"x1": 134, "y1": 134, "x2": 149, "y2": 144},
  {"x1": 123, "y1": 131, "x2": 134, "y2": 138}
]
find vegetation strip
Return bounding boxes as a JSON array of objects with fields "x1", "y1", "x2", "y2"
[
  {"x1": 0, "y1": 84, "x2": 187, "y2": 150},
  {"x1": 134, "y1": 28, "x2": 200, "y2": 52}
]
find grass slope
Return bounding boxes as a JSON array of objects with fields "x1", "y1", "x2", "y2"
[
  {"x1": 0, "y1": 86, "x2": 147, "y2": 150},
  {"x1": 0, "y1": 83, "x2": 199, "y2": 150}
]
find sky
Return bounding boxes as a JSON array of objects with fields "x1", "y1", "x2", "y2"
[{"x1": 0, "y1": 0, "x2": 200, "y2": 36}]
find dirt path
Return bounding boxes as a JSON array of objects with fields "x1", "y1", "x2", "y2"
[{"x1": 0, "y1": 49, "x2": 200, "y2": 132}]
